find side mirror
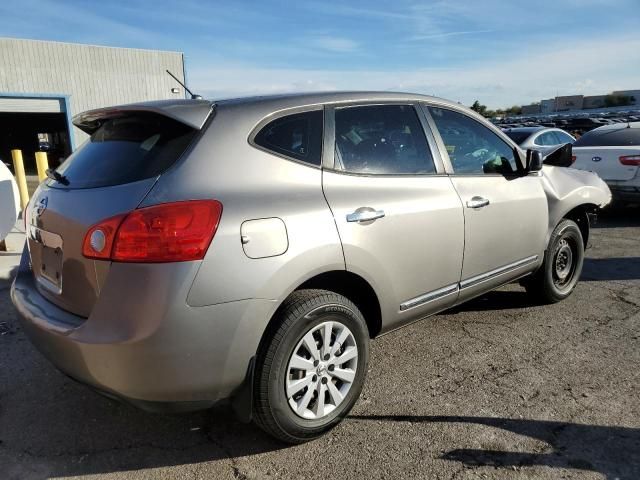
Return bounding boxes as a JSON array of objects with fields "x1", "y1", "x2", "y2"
[
  {"x1": 543, "y1": 143, "x2": 573, "y2": 167},
  {"x1": 526, "y1": 149, "x2": 544, "y2": 173}
]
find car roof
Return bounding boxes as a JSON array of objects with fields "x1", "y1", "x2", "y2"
[
  {"x1": 74, "y1": 92, "x2": 472, "y2": 133},
  {"x1": 503, "y1": 126, "x2": 545, "y2": 133},
  {"x1": 213, "y1": 90, "x2": 456, "y2": 107},
  {"x1": 588, "y1": 121, "x2": 640, "y2": 133}
]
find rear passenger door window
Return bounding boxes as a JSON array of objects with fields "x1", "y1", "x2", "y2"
[
  {"x1": 254, "y1": 110, "x2": 323, "y2": 166},
  {"x1": 428, "y1": 107, "x2": 519, "y2": 175},
  {"x1": 555, "y1": 131, "x2": 575, "y2": 144},
  {"x1": 334, "y1": 105, "x2": 436, "y2": 175},
  {"x1": 535, "y1": 132, "x2": 559, "y2": 146}
]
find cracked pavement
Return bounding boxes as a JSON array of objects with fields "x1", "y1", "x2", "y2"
[{"x1": 1, "y1": 207, "x2": 639, "y2": 479}]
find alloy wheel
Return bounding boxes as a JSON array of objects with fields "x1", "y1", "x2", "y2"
[{"x1": 285, "y1": 321, "x2": 358, "y2": 420}]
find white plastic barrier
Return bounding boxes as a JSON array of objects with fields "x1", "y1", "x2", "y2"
[{"x1": 0, "y1": 161, "x2": 20, "y2": 242}]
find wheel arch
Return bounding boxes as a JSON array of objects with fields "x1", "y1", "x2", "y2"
[
  {"x1": 234, "y1": 270, "x2": 382, "y2": 424},
  {"x1": 258, "y1": 270, "x2": 383, "y2": 349},
  {"x1": 559, "y1": 203, "x2": 598, "y2": 247},
  {"x1": 294, "y1": 271, "x2": 383, "y2": 339}
]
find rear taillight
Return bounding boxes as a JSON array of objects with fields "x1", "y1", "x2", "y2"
[
  {"x1": 82, "y1": 200, "x2": 223, "y2": 263},
  {"x1": 571, "y1": 155, "x2": 576, "y2": 164},
  {"x1": 82, "y1": 213, "x2": 127, "y2": 260},
  {"x1": 619, "y1": 155, "x2": 640, "y2": 166}
]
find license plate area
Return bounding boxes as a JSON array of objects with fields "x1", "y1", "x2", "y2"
[
  {"x1": 40, "y1": 245, "x2": 63, "y2": 290},
  {"x1": 28, "y1": 226, "x2": 64, "y2": 294}
]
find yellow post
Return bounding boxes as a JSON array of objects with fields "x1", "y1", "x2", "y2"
[
  {"x1": 11, "y1": 149, "x2": 30, "y2": 210},
  {"x1": 35, "y1": 151, "x2": 49, "y2": 182}
]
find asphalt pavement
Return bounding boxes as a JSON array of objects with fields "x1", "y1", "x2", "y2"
[{"x1": 1, "y1": 207, "x2": 638, "y2": 479}]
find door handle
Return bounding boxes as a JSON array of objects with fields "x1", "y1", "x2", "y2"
[
  {"x1": 466, "y1": 196, "x2": 490, "y2": 209},
  {"x1": 346, "y1": 209, "x2": 385, "y2": 223}
]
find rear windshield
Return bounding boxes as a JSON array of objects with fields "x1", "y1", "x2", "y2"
[
  {"x1": 574, "y1": 127, "x2": 640, "y2": 147},
  {"x1": 503, "y1": 131, "x2": 531, "y2": 144},
  {"x1": 53, "y1": 114, "x2": 197, "y2": 189}
]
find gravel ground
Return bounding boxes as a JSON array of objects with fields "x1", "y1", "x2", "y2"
[{"x1": 1, "y1": 207, "x2": 638, "y2": 480}]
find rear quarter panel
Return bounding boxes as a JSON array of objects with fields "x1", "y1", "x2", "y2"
[{"x1": 141, "y1": 103, "x2": 345, "y2": 308}]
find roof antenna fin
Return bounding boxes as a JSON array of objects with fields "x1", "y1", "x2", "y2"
[{"x1": 166, "y1": 70, "x2": 202, "y2": 100}]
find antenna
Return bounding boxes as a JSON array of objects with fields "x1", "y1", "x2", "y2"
[{"x1": 166, "y1": 70, "x2": 202, "y2": 100}]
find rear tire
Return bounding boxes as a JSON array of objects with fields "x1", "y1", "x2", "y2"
[
  {"x1": 524, "y1": 219, "x2": 584, "y2": 303},
  {"x1": 253, "y1": 289, "x2": 369, "y2": 444}
]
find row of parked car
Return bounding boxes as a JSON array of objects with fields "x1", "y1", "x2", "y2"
[
  {"x1": 503, "y1": 123, "x2": 640, "y2": 203},
  {"x1": 495, "y1": 110, "x2": 640, "y2": 134}
]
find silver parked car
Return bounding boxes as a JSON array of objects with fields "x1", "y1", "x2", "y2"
[
  {"x1": 12, "y1": 92, "x2": 610, "y2": 443},
  {"x1": 503, "y1": 126, "x2": 576, "y2": 154}
]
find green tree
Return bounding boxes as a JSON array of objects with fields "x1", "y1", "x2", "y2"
[
  {"x1": 505, "y1": 105, "x2": 523, "y2": 115},
  {"x1": 470, "y1": 100, "x2": 487, "y2": 116}
]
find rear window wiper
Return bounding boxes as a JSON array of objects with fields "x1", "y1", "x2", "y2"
[{"x1": 46, "y1": 169, "x2": 70, "y2": 186}]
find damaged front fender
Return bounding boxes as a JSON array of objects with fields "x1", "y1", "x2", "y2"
[{"x1": 541, "y1": 165, "x2": 612, "y2": 244}]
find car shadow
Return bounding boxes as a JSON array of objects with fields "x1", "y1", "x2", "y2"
[
  {"x1": 594, "y1": 205, "x2": 640, "y2": 228},
  {"x1": 349, "y1": 415, "x2": 640, "y2": 479},
  {"x1": 582, "y1": 257, "x2": 640, "y2": 281},
  {"x1": 0, "y1": 265, "x2": 18, "y2": 290},
  {"x1": 1, "y1": 306, "x2": 285, "y2": 478},
  {"x1": 442, "y1": 289, "x2": 538, "y2": 314},
  {"x1": 0, "y1": 386, "x2": 285, "y2": 478}
]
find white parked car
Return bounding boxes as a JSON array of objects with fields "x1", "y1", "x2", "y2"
[
  {"x1": 0, "y1": 161, "x2": 20, "y2": 242},
  {"x1": 572, "y1": 122, "x2": 640, "y2": 203}
]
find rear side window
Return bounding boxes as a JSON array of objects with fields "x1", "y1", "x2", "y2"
[
  {"x1": 254, "y1": 110, "x2": 323, "y2": 166},
  {"x1": 55, "y1": 114, "x2": 197, "y2": 189},
  {"x1": 574, "y1": 127, "x2": 640, "y2": 146},
  {"x1": 534, "y1": 132, "x2": 560, "y2": 146},
  {"x1": 555, "y1": 130, "x2": 575, "y2": 144}
]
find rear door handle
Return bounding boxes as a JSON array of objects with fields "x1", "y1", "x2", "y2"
[
  {"x1": 346, "y1": 209, "x2": 385, "y2": 223},
  {"x1": 466, "y1": 196, "x2": 490, "y2": 209}
]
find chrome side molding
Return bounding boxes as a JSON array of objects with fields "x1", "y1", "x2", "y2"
[
  {"x1": 459, "y1": 255, "x2": 539, "y2": 290},
  {"x1": 399, "y1": 255, "x2": 539, "y2": 311},
  {"x1": 400, "y1": 283, "x2": 459, "y2": 311}
]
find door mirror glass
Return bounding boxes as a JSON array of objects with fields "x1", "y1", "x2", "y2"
[
  {"x1": 526, "y1": 149, "x2": 544, "y2": 172},
  {"x1": 543, "y1": 143, "x2": 573, "y2": 167}
]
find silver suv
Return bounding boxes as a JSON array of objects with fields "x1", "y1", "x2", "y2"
[{"x1": 12, "y1": 92, "x2": 611, "y2": 443}]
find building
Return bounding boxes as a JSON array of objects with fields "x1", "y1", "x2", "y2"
[
  {"x1": 555, "y1": 95, "x2": 584, "y2": 112},
  {"x1": 521, "y1": 104, "x2": 541, "y2": 115},
  {"x1": 583, "y1": 95, "x2": 607, "y2": 110},
  {"x1": 612, "y1": 90, "x2": 640, "y2": 105},
  {"x1": 0, "y1": 37, "x2": 187, "y2": 172},
  {"x1": 540, "y1": 99, "x2": 555, "y2": 114}
]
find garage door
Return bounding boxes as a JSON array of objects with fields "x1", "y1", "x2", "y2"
[{"x1": 0, "y1": 96, "x2": 64, "y2": 113}]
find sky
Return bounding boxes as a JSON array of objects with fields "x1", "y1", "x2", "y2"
[{"x1": 1, "y1": 0, "x2": 639, "y2": 108}]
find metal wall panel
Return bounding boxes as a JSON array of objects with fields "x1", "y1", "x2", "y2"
[
  {"x1": 0, "y1": 37, "x2": 186, "y2": 146},
  {"x1": 0, "y1": 97, "x2": 64, "y2": 112}
]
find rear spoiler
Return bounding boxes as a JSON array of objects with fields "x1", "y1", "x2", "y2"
[{"x1": 73, "y1": 99, "x2": 214, "y2": 134}]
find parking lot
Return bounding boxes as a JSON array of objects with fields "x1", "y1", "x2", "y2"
[{"x1": 1, "y1": 207, "x2": 638, "y2": 480}]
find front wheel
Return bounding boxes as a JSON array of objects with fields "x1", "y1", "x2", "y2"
[
  {"x1": 524, "y1": 219, "x2": 585, "y2": 303},
  {"x1": 253, "y1": 289, "x2": 370, "y2": 444}
]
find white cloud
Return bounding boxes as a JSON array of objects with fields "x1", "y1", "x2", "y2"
[
  {"x1": 191, "y1": 34, "x2": 640, "y2": 108},
  {"x1": 310, "y1": 36, "x2": 360, "y2": 53},
  {"x1": 408, "y1": 30, "x2": 493, "y2": 41}
]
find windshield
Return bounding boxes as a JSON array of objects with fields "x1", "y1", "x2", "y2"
[{"x1": 53, "y1": 114, "x2": 197, "y2": 189}]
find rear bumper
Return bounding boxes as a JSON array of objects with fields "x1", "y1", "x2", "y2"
[{"x1": 11, "y1": 247, "x2": 276, "y2": 410}]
